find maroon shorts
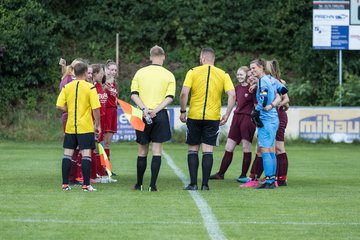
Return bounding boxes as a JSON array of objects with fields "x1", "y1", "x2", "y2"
[
  {"x1": 105, "y1": 107, "x2": 118, "y2": 133},
  {"x1": 228, "y1": 114, "x2": 256, "y2": 144},
  {"x1": 276, "y1": 108, "x2": 288, "y2": 141}
]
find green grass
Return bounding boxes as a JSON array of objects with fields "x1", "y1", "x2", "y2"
[{"x1": 0, "y1": 141, "x2": 359, "y2": 240}]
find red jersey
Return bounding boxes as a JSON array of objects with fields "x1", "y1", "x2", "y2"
[
  {"x1": 106, "y1": 82, "x2": 118, "y2": 108},
  {"x1": 233, "y1": 84, "x2": 257, "y2": 115},
  {"x1": 95, "y1": 82, "x2": 108, "y2": 116}
]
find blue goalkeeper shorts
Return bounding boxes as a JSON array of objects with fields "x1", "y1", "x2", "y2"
[{"x1": 258, "y1": 119, "x2": 279, "y2": 148}]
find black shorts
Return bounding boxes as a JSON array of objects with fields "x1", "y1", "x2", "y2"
[
  {"x1": 186, "y1": 118, "x2": 220, "y2": 146},
  {"x1": 63, "y1": 133, "x2": 96, "y2": 150},
  {"x1": 136, "y1": 109, "x2": 171, "y2": 145}
]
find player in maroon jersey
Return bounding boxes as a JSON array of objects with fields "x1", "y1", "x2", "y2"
[
  {"x1": 210, "y1": 66, "x2": 257, "y2": 182},
  {"x1": 267, "y1": 60, "x2": 290, "y2": 186},
  {"x1": 103, "y1": 60, "x2": 118, "y2": 175},
  {"x1": 240, "y1": 73, "x2": 264, "y2": 187},
  {"x1": 90, "y1": 64, "x2": 117, "y2": 183}
]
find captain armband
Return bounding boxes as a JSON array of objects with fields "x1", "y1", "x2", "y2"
[{"x1": 260, "y1": 89, "x2": 268, "y2": 107}]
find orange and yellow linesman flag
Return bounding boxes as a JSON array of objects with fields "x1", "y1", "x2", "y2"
[
  {"x1": 98, "y1": 143, "x2": 112, "y2": 177},
  {"x1": 116, "y1": 98, "x2": 145, "y2": 131}
]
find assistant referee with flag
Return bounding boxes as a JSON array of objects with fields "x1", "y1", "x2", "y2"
[{"x1": 130, "y1": 45, "x2": 176, "y2": 192}]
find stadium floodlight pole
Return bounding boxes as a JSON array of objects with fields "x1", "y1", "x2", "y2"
[
  {"x1": 116, "y1": 33, "x2": 119, "y2": 78},
  {"x1": 339, "y1": 49, "x2": 342, "y2": 107}
]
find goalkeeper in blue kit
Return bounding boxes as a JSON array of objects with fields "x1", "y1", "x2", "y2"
[{"x1": 249, "y1": 59, "x2": 288, "y2": 189}]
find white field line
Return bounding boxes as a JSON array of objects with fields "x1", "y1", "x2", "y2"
[
  {"x1": 1, "y1": 218, "x2": 359, "y2": 226},
  {"x1": 162, "y1": 151, "x2": 226, "y2": 240}
]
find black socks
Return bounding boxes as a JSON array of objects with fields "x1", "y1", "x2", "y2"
[
  {"x1": 81, "y1": 156, "x2": 91, "y2": 186},
  {"x1": 150, "y1": 156, "x2": 161, "y2": 187},
  {"x1": 202, "y1": 152, "x2": 213, "y2": 187},
  {"x1": 188, "y1": 151, "x2": 199, "y2": 186},
  {"x1": 137, "y1": 156, "x2": 147, "y2": 186},
  {"x1": 62, "y1": 155, "x2": 72, "y2": 184}
]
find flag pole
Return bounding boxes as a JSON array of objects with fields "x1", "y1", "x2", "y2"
[
  {"x1": 338, "y1": 49, "x2": 342, "y2": 107},
  {"x1": 116, "y1": 33, "x2": 119, "y2": 78}
]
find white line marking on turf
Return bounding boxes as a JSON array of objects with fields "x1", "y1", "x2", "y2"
[
  {"x1": 162, "y1": 151, "x2": 226, "y2": 240},
  {"x1": 1, "y1": 218, "x2": 359, "y2": 226}
]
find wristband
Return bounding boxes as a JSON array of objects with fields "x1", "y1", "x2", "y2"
[{"x1": 180, "y1": 109, "x2": 186, "y2": 113}]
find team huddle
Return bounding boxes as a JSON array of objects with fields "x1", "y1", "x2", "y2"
[{"x1": 56, "y1": 46, "x2": 289, "y2": 192}]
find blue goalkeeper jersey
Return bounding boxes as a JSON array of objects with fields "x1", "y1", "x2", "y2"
[{"x1": 255, "y1": 75, "x2": 285, "y2": 122}]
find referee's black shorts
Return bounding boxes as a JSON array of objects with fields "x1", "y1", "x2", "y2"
[
  {"x1": 186, "y1": 118, "x2": 220, "y2": 146},
  {"x1": 136, "y1": 109, "x2": 171, "y2": 145},
  {"x1": 63, "y1": 133, "x2": 96, "y2": 150}
]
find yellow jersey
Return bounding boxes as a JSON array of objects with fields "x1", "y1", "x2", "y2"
[
  {"x1": 183, "y1": 64, "x2": 234, "y2": 120},
  {"x1": 56, "y1": 80, "x2": 101, "y2": 134},
  {"x1": 131, "y1": 64, "x2": 176, "y2": 109}
]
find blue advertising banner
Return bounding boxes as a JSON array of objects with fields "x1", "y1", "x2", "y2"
[
  {"x1": 331, "y1": 25, "x2": 349, "y2": 48},
  {"x1": 112, "y1": 107, "x2": 175, "y2": 142}
]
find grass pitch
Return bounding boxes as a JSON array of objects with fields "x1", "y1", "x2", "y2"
[{"x1": 0, "y1": 141, "x2": 359, "y2": 240}]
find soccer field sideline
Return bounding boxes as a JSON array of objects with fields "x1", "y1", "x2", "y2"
[{"x1": 1, "y1": 141, "x2": 360, "y2": 240}]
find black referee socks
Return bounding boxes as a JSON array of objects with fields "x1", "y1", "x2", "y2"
[
  {"x1": 81, "y1": 156, "x2": 92, "y2": 186},
  {"x1": 62, "y1": 155, "x2": 72, "y2": 184},
  {"x1": 150, "y1": 156, "x2": 161, "y2": 188},
  {"x1": 188, "y1": 151, "x2": 199, "y2": 186},
  {"x1": 137, "y1": 156, "x2": 147, "y2": 186},
  {"x1": 202, "y1": 152, "x2": 213, "y2": 187}
]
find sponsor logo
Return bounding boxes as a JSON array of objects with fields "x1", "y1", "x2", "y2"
[
  {"x1": 109, "y1": 87, "x2": 118, "y2": 96},
  {"x1": 299, "y1": 115, "x2": 360, "y2": 142},
  {"x1": 98, "y1": 93, "x2": 108, "y2": 104},
  {"x1": 112, "y1": 108, "x2": 175, "y2": 142},
  {"x1": 244, "y1": 93, "x2": 248, "y2": 98},
  {"x1": 314, "y1": 14, "x2": 348, "y2": 20},
  {"x1": 350, "y1": 34, "x2": 360, "y2": 40}
]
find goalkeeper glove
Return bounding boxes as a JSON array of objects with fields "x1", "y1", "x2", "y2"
[{"x1": 251, "y1": 109, "x2": 264, "y2": 128}]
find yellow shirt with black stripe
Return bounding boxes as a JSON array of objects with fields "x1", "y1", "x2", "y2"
[
  {"x1": 56, "y1": 80, "x2": 101, "y2": 134},
  {"x1": 183, "y1": 64, "x2": 234, "y2": 120},
  {"x1": 131, "y1": 64, "x2": 176, "y2": 109}
]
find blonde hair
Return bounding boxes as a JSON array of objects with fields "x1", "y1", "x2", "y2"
[
  {"x1": 61, "y1": 66, "x2": 73, "y2": 80},
  {"x1": 271, "y1": 59, "x2": 281, "y2": 80},
  {"x1": 250, "y1": 58, "x2": 267, "y2": 71},
  {"x1": 62, "y1": 59, "x2": 83, "y2": 80},
  {"x1": 265, "y1": 61, "x2": 273, "y2": 76},
  {"x1": 106, "y1": 59, "x2": 116, "y2": 68},
  {"x1": 265, "y1": 59, "x2": 281, "y2": 80},
  {"x1": 238, "y1": 66, "x2": 249, "y2": 73},
  {"x1": 150, "y1": 45, "x2": 165, "y2": 57}
]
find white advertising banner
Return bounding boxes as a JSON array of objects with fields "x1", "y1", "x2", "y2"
[
  {"x1": 349, "y1": 25, "x2": 360, "y2": 49},
  {"x1": 313, "y1": 9, "x2": 350, "y2": 26},
  {"x1": 172, "y1": 106, "x2": 360, "y2": 143},
  {"x1": 350, "y1": 0, "x2": 360, "y2": 24},
  {"x1": 311, "y1": 1, "x2": 360, "y2": 49},
  {"x1": 285, "y1": 107, "x2": 360, "y2": 143},
  {"x1": 313, "y1": 25, "x2": 332, "y2": 47},
  {"x1": 114, "y1": 106, "x2": 360, "y2": 143}
]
